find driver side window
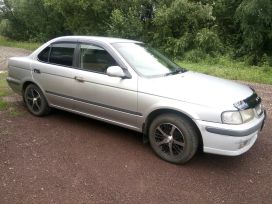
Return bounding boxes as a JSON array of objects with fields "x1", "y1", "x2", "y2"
[{"x1": 79, "y1": 44, "x2": 117, "y2": 73}]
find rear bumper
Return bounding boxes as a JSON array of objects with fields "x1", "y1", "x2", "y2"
[
  {"x1": 6, "y1": 76, "x2": 22, "y2": 94},
  {"x1": 195, "y1": 111, "x2": 266, "y2": 156}
]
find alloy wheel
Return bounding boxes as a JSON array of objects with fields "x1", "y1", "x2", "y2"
[
  {"x1": 154, "y1": 123, "x2": 185, "y2": 158},
  {"x1": 25, "y1": 87, "x2": 42, "y2": 113}
]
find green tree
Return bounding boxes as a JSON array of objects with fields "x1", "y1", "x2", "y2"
[
  {"x1": 152, "y1": 0, "x2": 218, "y2": 57},
  {"x1": 235, "y1": 0, "x2": 272, "y2": 64},
  {"x1": 44, "y1": 0, "x2": 112, "y2": 35},
  {"x1": 107, "y1": 8, "x2": 144, "y2": 40},
  {"x1": 0, "y1": 0, "x2": 67, "y2": 41}
]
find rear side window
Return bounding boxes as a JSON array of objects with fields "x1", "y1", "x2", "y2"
[
  {"x1": 49, "y1": 43, "x2": 76, "y2": 67},
  {"x1": 38, "y1": 47, "x2": 50, "y2": 62}
]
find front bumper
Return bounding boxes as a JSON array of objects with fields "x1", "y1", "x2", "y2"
[{"x1": 195, "y1": 111, "x2": 266, "y2": 156}]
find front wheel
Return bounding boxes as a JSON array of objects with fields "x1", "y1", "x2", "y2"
[
  {"x1": 24, "y1": 84, "x2": 50, "y2": 116},
  {"x1": 148, "y1": 114, "x2": 199, "y2": 164}
]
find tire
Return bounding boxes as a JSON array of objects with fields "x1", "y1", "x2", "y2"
[
  {"x1": 23, "y1": 84, "x2": 50, "y2": 116},
  {"x1": 148, "y1": 113, "x2": 199, "y2": 164}
]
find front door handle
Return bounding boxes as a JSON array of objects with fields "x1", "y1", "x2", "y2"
[{"x1": 74, "y1": 76, "x2": 85, "y2": 82}]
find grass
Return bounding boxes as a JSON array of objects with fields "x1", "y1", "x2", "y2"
[
  {"x1": 0, "y1": 100, "x2": 8, "y2": 111},
  {"x1": 177, "y1": 57, "x2": 272, "y2": 85},
  {"x1": 0, "y1": 36, "x2": 40, "y2": 51},
  {"x1": 0, "y1": 72, "x2": 22, "y2": 116},
  {"x1": 0, "y1": 72, "x2": 12, "y2": 97},
  {"x1": 0, "y1": 72, "x2": 10, "y2": 111}
]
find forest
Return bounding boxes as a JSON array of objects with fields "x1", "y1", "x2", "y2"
[{"x1": 0, "y1": 0, "x2": 271, "y2": 66}]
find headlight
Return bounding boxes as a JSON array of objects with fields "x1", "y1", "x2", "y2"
[
  {"x1": 240, "y1": 108, "x2": 255, "y2": 123},
  {"x1": 222, "y1": 111, "x2": 243, "y2": 124},
  {"x1": 222, "y1": 108, "x2": 255, "y2": 124}
]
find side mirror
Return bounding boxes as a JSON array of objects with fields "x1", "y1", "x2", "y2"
[{"x1": 106, "y1": 66, "x2": 129, "y2": 79}]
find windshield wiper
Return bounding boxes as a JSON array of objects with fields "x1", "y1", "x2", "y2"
[{"x1": 165, "y1": 68, "x2": 185, "y2": 76}]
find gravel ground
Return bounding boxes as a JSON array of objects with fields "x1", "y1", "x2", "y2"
[{"x1": 0, "y1": 46, "x2": 272, "y2": 203}]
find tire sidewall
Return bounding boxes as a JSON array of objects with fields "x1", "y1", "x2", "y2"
[
  {"x1": 24, "y1": 84, "x2": 49, "y2": 116},
  {"x1": 148, "y1": 114, "x2": 198, "y2": 164}
]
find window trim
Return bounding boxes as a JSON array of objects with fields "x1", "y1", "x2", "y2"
[
  {"x1": 49, "y1": 42, "x2": 77, "y2": 68},
  {"x1": 74, "y1": 42, "x2": 121, "y2": 75},
  {"x1": 37, "y1": 41, "x2": 77, "y2": 69},
  {"x1": 37, "y1": 46, "x2": 51, "y2": 63},
  {"x1": 35, "y1": 40, "x2": 132, "y2": 79}
]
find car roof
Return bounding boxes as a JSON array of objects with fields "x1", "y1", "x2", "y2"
[
  {"x1": 30, "y1": 35, "x2": 142, "y2": 59},
  {"x1": 52, "y1": 36, "x2": 141, "y2": 44}
]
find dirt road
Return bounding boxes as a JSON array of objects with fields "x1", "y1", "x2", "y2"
[
  {"x1": 0, "y1": 46, "x2": 271, "y2": 203},
  {"x1": 0, "y1": 46, "x2": 31, "y2": 71}
]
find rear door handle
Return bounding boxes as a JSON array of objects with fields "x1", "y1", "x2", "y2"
[
  {"x1": 74, "y1": 76, "x2": 85, "y2": 82},
  {"x1": 33, "y1": 69, "x2": 40, "y2": 74}
]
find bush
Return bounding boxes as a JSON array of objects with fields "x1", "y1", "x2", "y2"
[
  {"x1": 235, "y1": 0, "x2": 272, "y2": 64},
  {"x1": 155, "y1": 33, "x2": 193, "y2": 59},
  {"x1": 152, "y1": 0, "x2": 215, "y2": 58},
  {"x1": 0, "y1": 19, "x2": 10, "y2": 37},
  {"x1": 260, "y1": 53, "x2": 272, "y2": 67},
  {"x1": 107, "y1": 8, "x2": 143, "y2": 40},
  {"x1": 183, "y1": 49, "x2": 207, "y2": 63},
  {"x1": 195, "y1": 28, "x2": 224, "y2": 56}
]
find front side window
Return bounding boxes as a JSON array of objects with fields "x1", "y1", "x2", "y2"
[
  {"x1": 49, "y1": 43, "x2": 76, "y2": 67},
  {"x1": 79, "y1": 44, "x2": 117, "y2": 73},
  {"x1": 112, "y1": 43, "x2": 186, "y2": 77}
]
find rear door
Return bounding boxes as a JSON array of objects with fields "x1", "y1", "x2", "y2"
[{"x1": 32, "y1": 42, "x2": 78, "y2": 110}]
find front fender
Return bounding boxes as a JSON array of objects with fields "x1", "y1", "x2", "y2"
[
  {"x1": 143, "y1": 101, "x2": 200, "y2": 121},
  {"x1": 138, "y1": 92, "x2": 223, "y2": 126}
]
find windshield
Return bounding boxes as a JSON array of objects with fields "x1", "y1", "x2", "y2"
[{"x1": 112, "y1": 43, "x2": 186, "y2": 77}]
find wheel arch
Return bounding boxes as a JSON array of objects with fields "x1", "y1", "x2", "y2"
[
  {"x1": 22, "y1": 81, "x2": 34, "y2": 93},
  {"x1": 143, "y1": 108, "x2": 203, "y2": 150},
  {"x1": 22, "y1": 81, "x2": 49, "y2": 104}
]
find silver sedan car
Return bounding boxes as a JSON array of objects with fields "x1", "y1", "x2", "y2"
[{"x1": 7, "y1": 36, "x2": 266, "y2": 164}]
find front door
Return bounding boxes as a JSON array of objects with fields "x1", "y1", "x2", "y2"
[{"x1": 71, "y1": 43, "x2": 139, "y2": 130}]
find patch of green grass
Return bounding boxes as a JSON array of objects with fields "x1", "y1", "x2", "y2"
[
  {"x1": 0, "y1": 100, "x2": 8, "y2": 111},
  {"x1": 0, "y1": 36, "x2": 40, "y2": 51},
  {"x1": 178, "y1": 57, "x2": 272, "y2": 85},
  {"x1": 0, "y1": 97, "x2": 23, "y2": 115},
  {"x1": 0, "y1": 72, "x2": 23, "y2": 115},
  {"x1": 0, "y1": 72, "x2": 9, "y2": 111},
  {"x1": 0, "y1": 72, "x2": 12, "y2": 97}
]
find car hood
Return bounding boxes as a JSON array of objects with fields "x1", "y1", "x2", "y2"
[{"x1": 138, "y1": 71, "x2": 253, "y2": 109}]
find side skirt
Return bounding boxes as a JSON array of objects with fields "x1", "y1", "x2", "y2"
[{"x1": 50, "y1": 104, "x2": 143, "y2": 133}]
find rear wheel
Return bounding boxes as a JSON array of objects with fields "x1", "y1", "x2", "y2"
[
  {"x1": 24, "y1": 84, "x2": 50, "y2": 116},
  {"x1": 148, "y1": 113, "x2": 199, "y2": 164}
]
